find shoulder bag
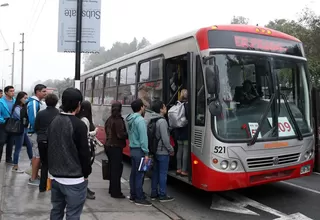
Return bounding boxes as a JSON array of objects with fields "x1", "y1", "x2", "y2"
[{"x1": 5, "y1": 107, "x2": 24, "y2": 135}]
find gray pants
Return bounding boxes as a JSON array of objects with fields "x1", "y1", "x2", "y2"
[
  {"x1": 176, "y1": 140, "x2": 189, "y2": 172},
  {"x1": 50, "y1": 180, "x2": 88, "y2": 220}
]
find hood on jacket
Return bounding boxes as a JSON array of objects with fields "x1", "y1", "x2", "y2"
[{"x1": 126, "y1": 113, "x2": 141, "y2": 133}]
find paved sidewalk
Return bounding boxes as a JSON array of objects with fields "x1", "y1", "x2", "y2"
[{"x1": 0, "y1": 148, "x2": 171, "y2": 220}]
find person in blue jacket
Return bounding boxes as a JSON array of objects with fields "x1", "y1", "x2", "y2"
[
  {"x1": 27, "y1": 84, "x2": 47, "y2": 186},
  {"x1": 0, "y1": 86, "x2": 16, "y2": 163}
]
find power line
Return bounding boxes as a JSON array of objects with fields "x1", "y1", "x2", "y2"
[
  {"x1": 28, "y1": 0, "x2": 47, "y2": 39},
  {"x1": 26, "y1": 0, "x2": 41, "y2": 32},
  {"x1": 23, "y1": 0, "x2": 38, "y2": 30}
]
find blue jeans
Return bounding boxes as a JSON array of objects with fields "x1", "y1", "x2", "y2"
[
  {"x1": 151, "y1": 155, "x2": 170, "y2": 198},
  {"x1": 129, "y1": 148, "x2": 145, "y2": 201},
  {"x1": 13, "y1": 130, "x2": 33, "y2": 165},
  {"x1": 50, "y1": 180, "x2": 88, "y2": 220}
]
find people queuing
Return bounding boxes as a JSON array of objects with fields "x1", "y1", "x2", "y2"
[{"x1": 0, "y1": 84, "x2": 186, "y2": 219}]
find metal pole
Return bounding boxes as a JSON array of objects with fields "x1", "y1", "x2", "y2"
[
  {"x1": 11, "y1": 42, "x2": 15, "y2": 86},
  {"x1": 74, "y1": 0, "x2": 83, "y2": 90},
  {"x1": 20, "y1": 33, "x2": 24, "y2": 91}
]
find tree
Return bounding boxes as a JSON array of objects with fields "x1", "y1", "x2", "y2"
[
  {"x1": 231, "y1": 16, "x2": 249, "y2": 25},
  {"x1": 265, "y1": 8, "x2": 320, "y2": 86},
  {"x1": 83, "y1": 37, "x2": 151, "y2": 71}
]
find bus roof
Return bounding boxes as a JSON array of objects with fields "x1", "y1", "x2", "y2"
[{"x1": 82, "y1": 24, "x2": 301, "y2": 76}]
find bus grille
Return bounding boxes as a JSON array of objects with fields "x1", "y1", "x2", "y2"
[{"x1": 246, "y1": 153, "x2": 300, "y2": 169}]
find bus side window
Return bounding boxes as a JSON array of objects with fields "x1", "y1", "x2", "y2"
[
  {"x1": 117, "y1": 64, "x2": 136, "y2": 105},
  {"x1": 104, "y1": 70, "x2": 117, "y2": 105},
  {"x1": 93, "y1": 73, "x2": 104, "y2": 105},
  {"x1": 138, "y1": 58, "x2": 163, "y2": 108},
  {"x1": 195, "y1": 56, "x2": 205, "y2": 126},
  {"x1": 85, "y1": 77, "x2": 93, "y2": 102}
]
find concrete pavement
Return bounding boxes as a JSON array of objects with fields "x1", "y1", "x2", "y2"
[{"x1": 0, "y1": 147, "x2": 172, "y2": 220}]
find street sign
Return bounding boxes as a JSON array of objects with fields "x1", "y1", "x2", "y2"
[{"x1": 57, "y1": 0, "x2": 101, "y2": 53}]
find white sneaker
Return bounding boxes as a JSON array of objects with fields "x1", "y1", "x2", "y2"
[{"x1": 12, "y1": 167, "x2": 24, "y2": 173}]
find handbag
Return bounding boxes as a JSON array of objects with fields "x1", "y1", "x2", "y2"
[
  {"x1": 5, "y1": 108, "x2": 24, "y2": 135},
  {"x1": 102, "y1": 159, "x2": 110, "y2": 180}
]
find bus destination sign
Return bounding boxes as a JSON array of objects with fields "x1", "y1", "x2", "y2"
[
  {"x1": 207, "y1": 30, "x2": 303, "y2": 57},
  {"x1": 234, "y1": 36, "x2": 288, "y2": 53}
]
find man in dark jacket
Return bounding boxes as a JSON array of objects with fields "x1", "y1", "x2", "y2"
[
  {"x1": 48, "y1": 88, "x2": 92, "y2": 219},
  {"x1": 34, "y1": 93, "x2": 59, "y2": 192}
]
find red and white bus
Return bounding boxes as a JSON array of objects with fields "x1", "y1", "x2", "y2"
[{"x1": 80, "y1": 24, "x2": 314, "y2": 191}]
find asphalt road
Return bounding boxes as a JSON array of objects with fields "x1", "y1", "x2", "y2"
[{"x1": 96, "y1": 152, "x2": 319, "y2": 220}]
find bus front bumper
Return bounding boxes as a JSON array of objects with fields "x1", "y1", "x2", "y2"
[{"x1": 191, "y1": 153, "x2": 314, "y2": 191}]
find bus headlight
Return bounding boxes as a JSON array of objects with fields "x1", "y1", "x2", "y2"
[
  {"x1": 230, "y1": 161, "x2": 238, "y2": 170},
  {"x1": 304, "y1": 151, "x2": 312, "y2": 160},
  {"x1": 220, "y1": 160, "x2": 228, "y2": 170}
]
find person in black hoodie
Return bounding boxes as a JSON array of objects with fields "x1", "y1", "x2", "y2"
[
  {"x1": 34, "y1": 93, "x2": 59, "y2": 192},
  {"x1": 48, "y1": 88, "x2": 92, "y2": 220}
]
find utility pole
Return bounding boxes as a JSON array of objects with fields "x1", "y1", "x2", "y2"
[
  {"x1": 20, "y1": 33, "x2": 25, "y2": 91},
  {"x1": 11, "y1": 42, "x2": 15, "y2": 86},
  {"x1": 74, "y1": 0, "x2": 83, "y2": 90}
]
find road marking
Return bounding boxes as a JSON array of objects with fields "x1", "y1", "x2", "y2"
[
  {"x1": 210, "y1": 194, "x2": 258, "y2": 215},
  {"x1": 274, "y1": 213, "x2": 313, "y2": 219},
  {"x1": 281, "y1": 181, "x2": 320, "y2": 195},
  {"x1": 211, "y1": 191, "x2": 313, "y2": 219}
]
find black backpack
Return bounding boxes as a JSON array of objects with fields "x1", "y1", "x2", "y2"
[{"x1": 147, "y1": 118, "x2": 161, "y2": 156}]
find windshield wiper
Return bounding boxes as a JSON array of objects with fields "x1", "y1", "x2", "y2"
[
  {"x1": 247, "y1": 94, "x2": 276, "y2": 146},
  {"x1": 280, "y1": 93, "x2": 303, "y2": 141}
]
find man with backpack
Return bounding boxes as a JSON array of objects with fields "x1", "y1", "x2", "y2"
[
  {"x1": 27, "y1": 84, "x2": 47, "y2": 186},
  {"x1": 126, "y1": 99, "x2": 151, "y2": 206},
  {"x1": 150, "y1": 100, "x2": 174, "y2": 202}
]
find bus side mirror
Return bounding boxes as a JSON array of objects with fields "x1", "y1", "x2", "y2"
[{"x1": 205, "y1": 67, "x2": 220, "y2": 96}]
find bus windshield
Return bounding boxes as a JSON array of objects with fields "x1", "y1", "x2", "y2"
[{"x1": 209, "y1": 53, "x2": 311, "y2": 142}]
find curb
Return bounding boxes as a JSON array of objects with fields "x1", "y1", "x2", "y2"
[{"x1": 0, "y1": 163, "x2": 7, "y2": 220}]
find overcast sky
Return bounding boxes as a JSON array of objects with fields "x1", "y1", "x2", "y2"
[{"x1": 0, "y1": 0, "x2": 319, "y2": 91}]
